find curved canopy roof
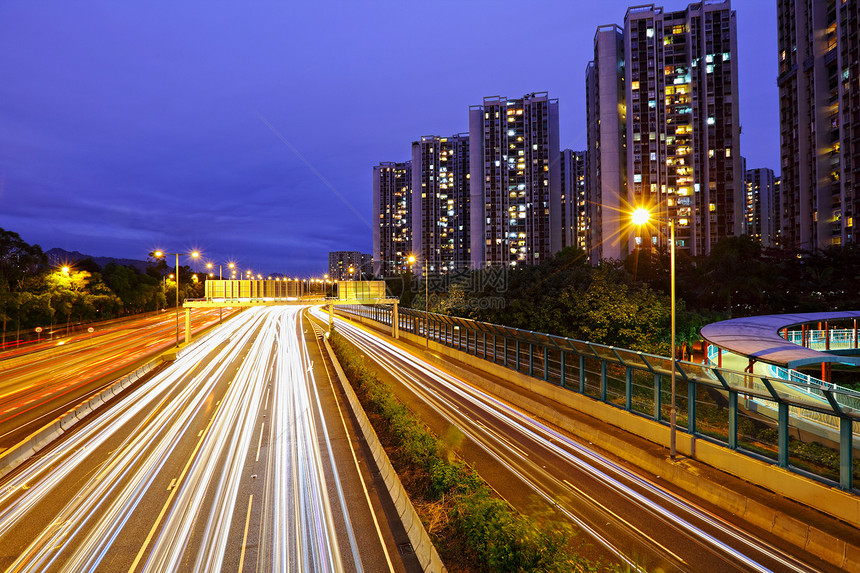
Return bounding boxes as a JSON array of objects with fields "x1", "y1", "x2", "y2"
[{"x1": 700, "y1": 311, "x2": 860, "y2": 369}]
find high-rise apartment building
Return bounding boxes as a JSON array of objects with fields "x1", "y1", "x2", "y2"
[
  {"x1": 778, "y1": 0, "x2": 857, "y2": 249},
  {"x1": 586, "y1": 24, "x2": 628, "y2": 263},
  {"x1": 328, "y1": 251, "x2": 372, "y2": 281},
  {"x1": 625, "y1": 1, "x2": 742, "y2": 256},
  {"x1": 744, "y1": 168, "x2": 778, "y2": 247},
  {"x1": 587, "y1": 4, "x2": 743, "y2": 262},
  {"x1": 560, "y1": 149, "x2": 588, "y2": 250},
  {"x1": 411, "y1": 134, "x2": 471, "y2": 275},
  {"x1": 774, "y1": 176, "x2": 782, "y2": 245},
  {"x1": 373, "y1": 161, "x2": 412, "y2": 277},
  {"x1": 469, "y1": 93, "x2": 561, "y2": 268}
]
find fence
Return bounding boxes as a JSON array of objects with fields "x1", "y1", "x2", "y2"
[
  {"x1": 338, "y1": 304, "x2": 860, "y2": 493},
  {"x1": 786, "y1": 328, "x2": 860, "y2": 351}
]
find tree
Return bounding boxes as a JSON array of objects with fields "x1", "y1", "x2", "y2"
[
  {"x1": 700, "y1": 235, "x2": 767, "y2": 317},
  {"x1": 0, "y1": 228, "x2": 47, "y2": 289},
  {"x1": 0, "y1": 277, "x2": 17, "y2": 347}
]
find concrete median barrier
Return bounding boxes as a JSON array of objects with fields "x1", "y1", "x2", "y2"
[
  {"x1": 0, "y1": 356, "x2": 162, "y2": 481},
  {"x1": 322, "y1": 337, "x2": 446, "y2": 573}
]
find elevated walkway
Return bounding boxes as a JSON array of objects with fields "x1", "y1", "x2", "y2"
[{"x1": 701, "y1": 311, "x2": 860, "y2": 370}]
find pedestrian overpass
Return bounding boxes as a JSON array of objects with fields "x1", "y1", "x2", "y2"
[{"x1": 181, "y1": 280, "x2": 400, "y2": 344}]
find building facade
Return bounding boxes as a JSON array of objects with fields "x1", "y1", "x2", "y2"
[
  {"x1": 468, "y1": 93, "x2": 561, "y2": 268},
  {"x1": 778, "y1": 0, "x2": 858, "y2": 249},
  {"x1": 624, "y1": 1, "x2": 742, "y2": 257},
  {"x1": 328, "y1": 251, "x2": 372, "y2": 281},
  {"x1": 586, "y1": 24, "x2": 628, "y2": 263},
  {"x1": 744, "y1": 168, "x2": 778, "y2": 247},
  {"x1": 560, "y1": 149, "x2": 588, "y2": 250},
  {"x1": 411, "y1": 134, "x2": 471, "y2": 276},
  {"x1": 372, "y1": 161, "x2": 412, "y2": 277}
]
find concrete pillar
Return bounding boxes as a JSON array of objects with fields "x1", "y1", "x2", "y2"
[
  {"x1": 185, "y1": 308, "x2": 192, "y2": 344},
  {"x1": 392, "y1": 302, "x2": 399, "y2": 339}
]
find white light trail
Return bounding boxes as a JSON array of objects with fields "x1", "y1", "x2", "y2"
[
  {"x1": 324, "y1": 310, "x2": 818, "y2": 573},
  {"x1": 0, "y1": 306, "x2": 362, "y2": 572}
]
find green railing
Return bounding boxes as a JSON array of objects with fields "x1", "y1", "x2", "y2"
[{"x1": 339, "y1": 304, "x2": 860, "y2": 493}]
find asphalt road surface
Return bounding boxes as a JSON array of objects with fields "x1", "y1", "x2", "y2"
[{"x1": 0, "y1": 306, "x2": 414, "y2": 572}]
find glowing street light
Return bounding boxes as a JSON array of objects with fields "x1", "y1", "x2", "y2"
[
  {"x1": 154, "y1": 250, "x2": 200, "y2": 346},
  {"x1": 205, "y1": 261, "x2": 234, "y2": 323},
  {"x1": 632, "y1": 207, "x2": 678, "y2": 459},
  {"x1": 408, "y1": 254, "x2": 429, "y2": 347}
]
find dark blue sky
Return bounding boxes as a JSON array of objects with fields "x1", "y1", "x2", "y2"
[{"x1": 0, "y1": 0, "x2": 776, "y2": 276}]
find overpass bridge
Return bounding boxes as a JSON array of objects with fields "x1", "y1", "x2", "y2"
[{"x1": 181, "y1": 279, "x2": 400, "y2": 344}]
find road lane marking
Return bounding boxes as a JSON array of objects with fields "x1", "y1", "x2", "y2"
[
  {"x1": 238, "y1": 494, "x2": 253, "y2": 573},
  {"x1": 307, "y1": 311, "x2": 395, "y2": 573},
  {"x1": 126, "y1": 393, "x2": 226, "y2": 573},
  {"x1": 255, "y1": 423, "x2": 265, "y2": 462}
]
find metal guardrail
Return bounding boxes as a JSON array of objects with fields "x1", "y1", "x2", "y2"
[
  {"x1": 786, "y1": 328, "x2": 860, "y2": 350},
  {"x1": 338, "y1": 304, "x2": 860, "y2": 493}
]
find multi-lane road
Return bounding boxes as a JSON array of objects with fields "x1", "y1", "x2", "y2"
[
  {"x1": 0, "y1": 308, "x2": 234, "y2": 448},
  {"x1": 323, "y1": 310, "x2": 844, "y2": 573},
  {"x1": 0, "y1": 307, "x2": 414, "y2": 572},
  {"x1": 0, "y1": 303, "x2": 850, "y2": 572}
]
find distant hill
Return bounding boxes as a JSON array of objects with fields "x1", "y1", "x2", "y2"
[{"x1": 46, "y1": 248, "x2": 150, "y2": 273}]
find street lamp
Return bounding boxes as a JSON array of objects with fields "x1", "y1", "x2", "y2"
[
  {"x1": 632, "y1": 207, "x2": 677, "y2": 459},
  {"x1": 408, "y1": 254, "x2": 430, "y2": 346},
  {"x1": 206, "y1": 261, "x2": 234, "y2": 323},
  {"x1": 154, "y1": 250, "x2": 200, "y2": 346}
]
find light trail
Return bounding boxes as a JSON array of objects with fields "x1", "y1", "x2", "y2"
[
  {"x1": 0, "y1": 306, "x2": 369, "y2": 572},
  {"x1": 322, "y1": 309, "x2": 828, "y2": 573},
  {"x1": 0, "y1": 308, "x2": 234, "y2": 445}
]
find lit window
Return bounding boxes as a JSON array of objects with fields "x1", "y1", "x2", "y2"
[{"x1": 707, "y1": 117, "x2": 715, "y2": 125}]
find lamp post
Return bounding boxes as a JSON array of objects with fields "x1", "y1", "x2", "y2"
[
  {"x1": 206, "y1": 261, "x2": 234, "y2": 324},
  {"x1": 632, "y1": 208, "x2": 677, "y2": 459},
  {"x1": 407, "y1": 254, "x2": 430, "y2": 346},
  {"x1": 154, "y1": 250, "x2": 199, "y2": 346}
]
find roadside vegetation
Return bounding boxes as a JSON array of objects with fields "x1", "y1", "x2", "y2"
[
  {"x1": 330, "y1": 330, "x2": 621, "y2": 573},
  {"x1": 0, "y1": 227, "x2": 204, "y2": 345}
]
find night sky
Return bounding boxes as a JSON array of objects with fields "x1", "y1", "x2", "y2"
[{"x1": 0, "y1": 1, "x2": 777, "y2": 276}]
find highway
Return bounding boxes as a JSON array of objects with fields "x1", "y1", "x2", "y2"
[
  {"x1": 0, "y1": 306, "x2": 407, "y2": 572},
  {"x1": 0, "y1": 308, "x2": 234, "y2": 449},
  {"x1": 322, "y1": 310, "x2": 842, "y2": 573}
]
